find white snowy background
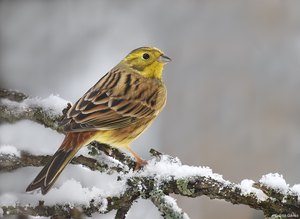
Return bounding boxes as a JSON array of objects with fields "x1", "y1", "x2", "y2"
[{"x1": 2, "y1": 1, "x2": 300, "y2": 219}]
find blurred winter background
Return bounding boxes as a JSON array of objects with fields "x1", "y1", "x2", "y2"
[{"x1": 1, "y1": 0, "x2": 300, "y2": 218}]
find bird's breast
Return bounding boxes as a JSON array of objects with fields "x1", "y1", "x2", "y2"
[{"x1": 93, "y1": 117, "x2": 155, "y2": 148}]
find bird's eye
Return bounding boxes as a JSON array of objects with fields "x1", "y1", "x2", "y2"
[{"x1": 142, "y1": 53, "x2": 150, "y2": 60}]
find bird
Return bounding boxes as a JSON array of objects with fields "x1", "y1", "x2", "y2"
[{"x1": 26, "y1": 47, "x2": 171, "y2": 194}]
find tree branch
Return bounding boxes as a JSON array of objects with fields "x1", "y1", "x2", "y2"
[
  {"x1": 0, "y1": 88, "x2": 28, "y2": 102},
  {"x1": 1, "y1": 88, "x2": 300, "y2": 218},
  {"x1": 0, "y1": 92, "x2": 64, "y2": 132},
  {"x1": 0, "y1": 147, "x2": 126, "y2": 174},
  {"x1": 1, "y1": 163, "x2": 300, "y2": 218}
]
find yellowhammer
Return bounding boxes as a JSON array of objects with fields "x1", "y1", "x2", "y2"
[{"x1": 26, "y1": 47, "x2": 171, "y2": 194}]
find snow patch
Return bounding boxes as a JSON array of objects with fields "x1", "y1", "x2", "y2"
[
  {"x1": 290, "y1": 184, "x2": 300, "y2": 200},
  {"x1": 0, "y1": 193, "x2": 18, "y2": 206},
  {"x1": 1, "y1": 94, "x2": 68, "y2": 117},
  {"x1": 259, "y1": 173, "x2": 289, "y2": 194},
  {"x1": 99, "y1": 198, "x2": 108, "y2": 212},
  {"x1": 163, "y1": 196, "x2": 190, "y2": 219},
  {"x1": 239, "y1": 179, "x2": 267, "y2": 201},
  {"x1": 44, "y1": 179, "x2": 103, "y2": 206},
  {"x1": 137, "y1": 155, "x2": 229, "y2": 185},
  {"x1": 25, "y1": 94, "x2": 68, "y2": 116},
  {"x1": 0, "y1": 178, "x2": 125, "y2": 211},
  {"x1": 0, "y1": 208, "x2": 3, "y2": 217},
  {"x1": 0, "y1": 145, "x2": 20, "y2": 157}
]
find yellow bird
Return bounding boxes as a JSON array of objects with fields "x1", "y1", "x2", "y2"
[{"x1": 26, "y1": 47, "x2": 171, "y2": 194}]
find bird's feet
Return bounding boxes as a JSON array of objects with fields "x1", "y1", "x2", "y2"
[
  {"x1": 126, "y1": 147, "x2": 147, "y2": 170},
  {"x1": 134, "y1": 158, "x2": 147, "y2": 170}
]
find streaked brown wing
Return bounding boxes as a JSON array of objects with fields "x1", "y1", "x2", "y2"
[{"x1": 60, "y1": 67, "x2": 166, "y2": 132}]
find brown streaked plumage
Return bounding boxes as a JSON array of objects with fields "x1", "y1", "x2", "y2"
[{"x1": 26, "y1": 47, "x2": 171, "y2": 194}]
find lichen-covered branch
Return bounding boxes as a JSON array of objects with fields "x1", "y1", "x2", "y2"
[
  {"x1": 150, "y1": 189, "x2": 190, "y2": 219},
  {"x1": 0, "y1": 89, "x2": 65, "y2": 133},
  {"x1": 0, "y1": 88, "x2": 28, "y2": 102},
  {"x1": 1, "y1": 88, "x2": 300, "y2": 218},
  {"x1": 1, "y1": 162, "x2": 300, "y2": 218},
  {"x1": 0, "y1": 147, "x2": 126, "y2": 174},
  {"x1": 1, "y1": 187, "x2": 139, "y2": 218}
]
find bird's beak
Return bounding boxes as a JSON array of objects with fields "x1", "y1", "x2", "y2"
[{"x1": 158, "y1": 54, "x2": 172, "y2": 63}]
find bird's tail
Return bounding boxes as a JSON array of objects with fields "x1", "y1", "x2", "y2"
[{"x1": 26, "y1": 131, "x2": 96, "y2": 195}]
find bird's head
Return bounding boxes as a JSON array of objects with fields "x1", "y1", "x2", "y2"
[{"x1": 122, "y1": 47, "x2": 171, "y2": 80}]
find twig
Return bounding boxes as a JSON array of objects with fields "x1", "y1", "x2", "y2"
[
  {"x1": 0, "y1": 148, "x2": 126, "y2": 174},
  {"x1": 0, "y1": 89, "x2": 28, "y2": 102},
  {"x1": 90, "y1": 142, "x2": 136, "y2": 170},
  {"x1": 150, "y1": 190, "x2": 190, "y2": 219},
  {"x1": 115, "y1": 205, "x2": 133, "y2": 219},
  {"x1": 0, "y1": 189, "x2": 137, "y2": 218}
]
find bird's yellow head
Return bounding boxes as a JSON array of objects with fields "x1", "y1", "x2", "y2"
[{"x1": 122, "y1": 47, "x2": 171, "y2": 80}]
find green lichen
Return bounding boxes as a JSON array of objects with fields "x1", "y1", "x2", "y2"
[
  {"x1": 88, "y1": 145, "x2": 100, "y2": 156},
  {"x1": 176, "y1": 178, "x2": 195, "y2": 196}
]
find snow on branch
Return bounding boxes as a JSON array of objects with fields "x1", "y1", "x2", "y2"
[
  {"x1": 0, "y1": 143, "x2": 132, "y2": 174},
  {"x1": 0, "y1": 89, "x2": 67, "y2": 133},
  {"x1": 1, "y1": 88, "x2": 300, "y2": 218}
]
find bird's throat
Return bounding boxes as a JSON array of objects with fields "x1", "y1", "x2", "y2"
[{"x1": 142, "y1": 62, "x2": 164, "y2": 79}]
